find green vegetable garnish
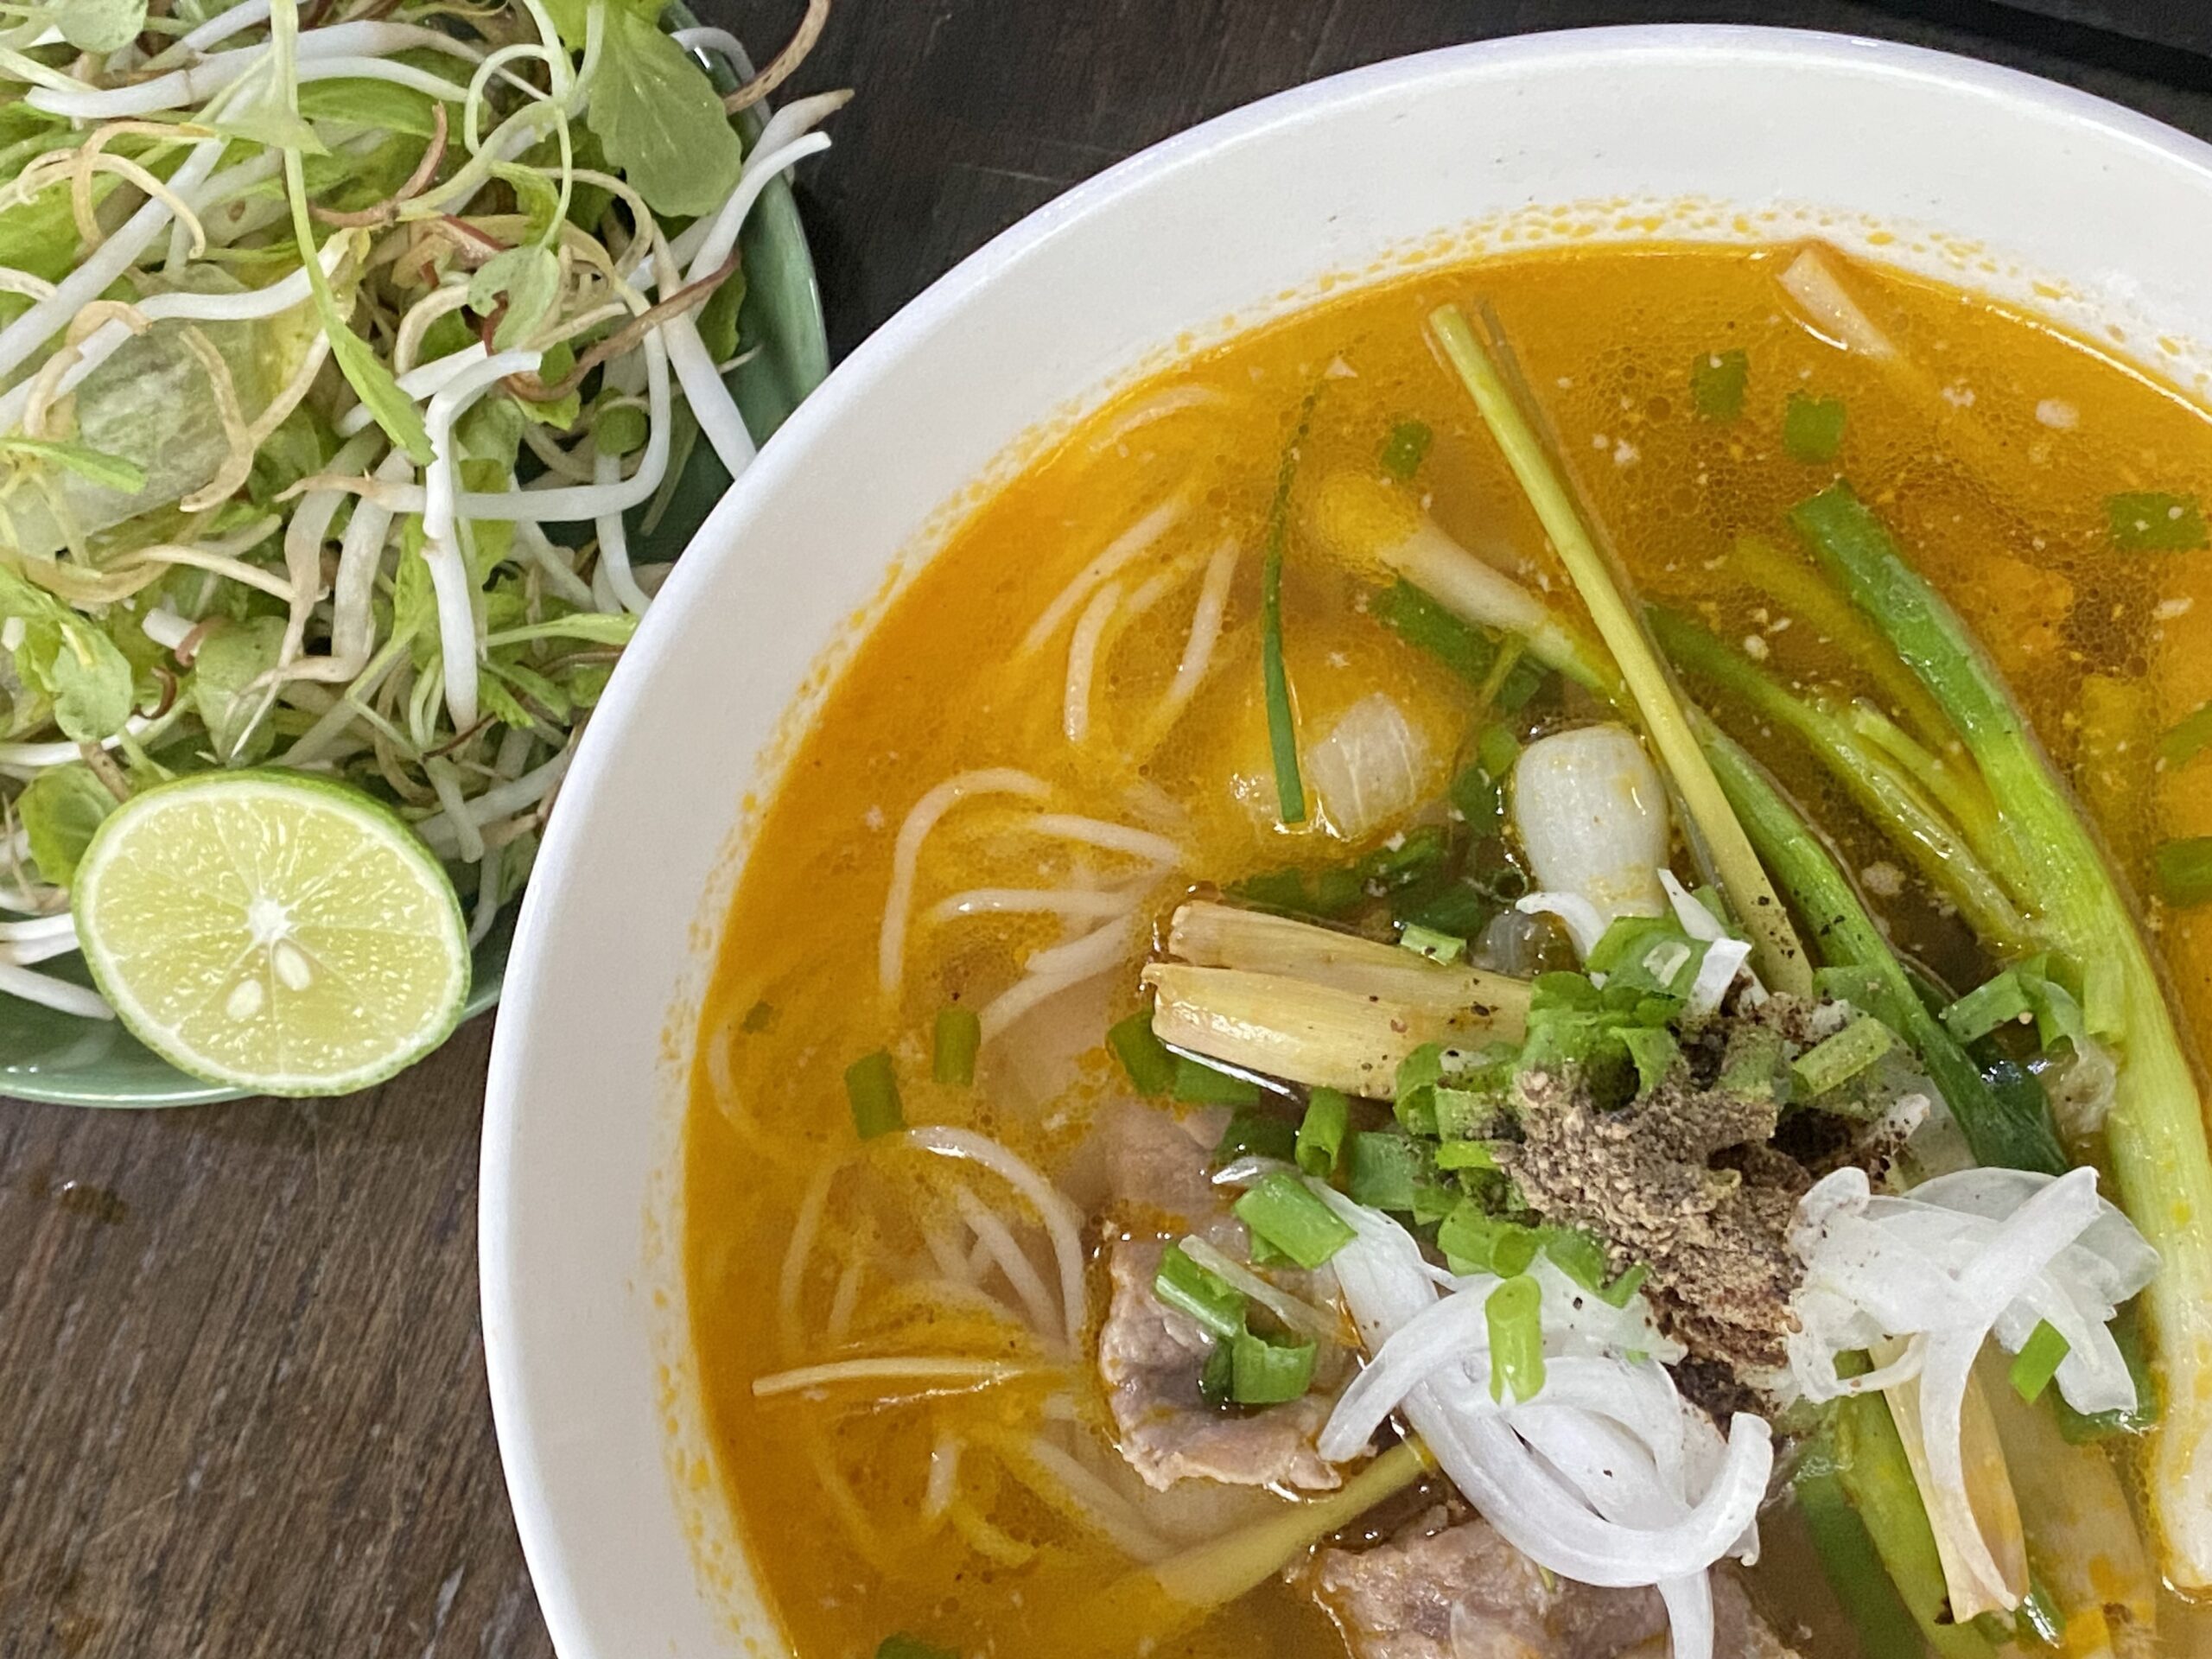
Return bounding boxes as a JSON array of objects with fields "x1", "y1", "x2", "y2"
[
  {"x1": 932, "y1": 1007, "x2": 981, "y2": 1086},
  {"x1": 2107, "y1": 490, "x2": 2208, "y2": 551},
  {"x1": 1233, "y1": 1170, "x2": 1354, "y2": 1268},
  {"x1": 1690, "y1": 348, "x2": 1749, "y2": 422},
  {"x1": 1783, "y1": 391, "x2": 1847, "y2": 462},
  {"x1": 844, "y1": 1050, "x2": 904, "y2": 1140}
]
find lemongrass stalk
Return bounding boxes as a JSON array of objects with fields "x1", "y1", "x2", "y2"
[
  {"x1": 1052, "y1": 1440, "x2": 1429, "y2": 1655},
  {"x1": 1429, "y1": 302, "x2": 1810, "y2": 995},
  {"x1": 1651, "y1": 607, "x2": 2031, "y2": 953},
  {"x1": 1792, "y1": 481, "x2": 2212, "y2": 1588},
  {"x1": 1699, "y1": 719, "x2": 2065, "y2": 1176},
  {"x1": 1142, "y1": 963, "x2": 1492, "y2": 1099},
  {"x1": 1166, "y1": 900, "x2": 1531, "y2": 1027}
]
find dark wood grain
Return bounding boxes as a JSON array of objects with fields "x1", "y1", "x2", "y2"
[{"x1": 8, "y1": 3, "x2": 2212, "y2": 1655}]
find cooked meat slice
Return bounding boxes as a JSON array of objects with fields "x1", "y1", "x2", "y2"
[
  {"x1": 1311, "y1": 1510, "x2": 1798, "y2": 1659},
  {"x1": 1097, "y1": 1236, "x2": 1344, "y2": 1491},
  {"x1": 1091, "y1": 1102, "x2": 1355, "y2": 1491},
  {"x1": 1101, "y1": 1097, "x2": 1231, "y2": 1236}
]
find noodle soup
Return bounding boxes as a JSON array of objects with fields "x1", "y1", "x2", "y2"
[{"x1": 688, "y1": 242, "x2": 2212, "y2": 1659}]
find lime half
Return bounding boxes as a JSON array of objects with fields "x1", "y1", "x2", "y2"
[{"x1": 72, "y1": 772, "x2": 470, "y2": 1096}]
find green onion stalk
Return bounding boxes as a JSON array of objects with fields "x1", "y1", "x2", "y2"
[
  {"x1": 0, "y1": 0, "x2": 842, "y2": 1014},
  {"x1": 1789, "y1": 482, "x2": 2212, "y2": 1591}
]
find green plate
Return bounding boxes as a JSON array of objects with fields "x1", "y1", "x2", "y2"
[{"x1": 0, "y1": 49, "x2": 830, "y2": 1108}]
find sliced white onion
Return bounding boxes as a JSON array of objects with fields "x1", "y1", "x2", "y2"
[{"x1": 1684, "y1": 938, "x2": 1752, "y2": 1020}]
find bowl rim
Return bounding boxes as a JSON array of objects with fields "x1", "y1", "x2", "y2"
[{"x1": 480, "y1": 22, "x2": 2212, "y2": 1658}]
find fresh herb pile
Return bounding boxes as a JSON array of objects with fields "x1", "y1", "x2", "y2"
[{"x1": 0, "y1": 0, "x2": 836, "y2": 1030}]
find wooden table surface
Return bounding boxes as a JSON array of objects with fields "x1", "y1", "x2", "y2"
[{"x1": 8, "y1": 3, "x2": 2212, "y2": 1655}]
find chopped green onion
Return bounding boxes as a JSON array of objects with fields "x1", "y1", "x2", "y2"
[
  {"x1": 1398, "y1": 922, "x2": 1465, "y2": 963},
  {"x1": 1198, "y1": 1336, "x2": 1235, "y2": 1404},
  {"x1": 1262, "y1": 390, "x2": 1321, "y2": 825},
  {"x1": 1789, "y1": 1014, "x2": 1898, "y2": 1097},
  {"x1": 2009, "y1": 1319, "x2": 2071, "y2": 1404},
  {"x1": 844, "y1": 1050, "x2": 903, "y2": 1139},
  {"x1": 1783, "y1": 391, "x2": 1847, "y2": 463},
  {"x1": 1346, "y1": 1129, "x2": 1429, "y2": 1211},
  {"x1": 932, "y1": 1007, "x2": 982, "y2": 1086},
  {"x1": 1485, "y1": 1274, "x2": 1545, "y2": 1402},
  {"x1": 1233, "y1": 1171, "x2": 1355, "y2": 1268},
  {"x1": 1109, "y1": 1008, "x2": 1177, "y2": 1095},
  {"x1": 1176, "y1": 1055, "x2": 1263, "y2": 1107},
  {"x1": 1941, "y1": 970, "x2": 2035, "y2": 1044},
  {"x1": 1447, "y1": 760, "x2": 1504, "y2": 832},
  {"x1": 1439, "y1": 1202, "x2": 1539, "y2": 1277},
  {"x1": 1154, "y1": 1243, "x2": 1248, "y2": 1340},
  {"x1": 2014, "y1": 1579, "x2": 2065, "y2": 1649},
  {"x1": 2155, "y1": 836, "x2": 2212, "y2": 907},
  {"x1": 2054, "y1": 1305, "x2": 2160, "y2": 1441},
  {"x1": 2107, "y1": 490, "x2": 2207, "y2": 552},
  {"x1": 1433, "y1": 1139, "x2": 1502, "y2": 1171},
  {"x1": 1793, "y1": 1446, "x2": 1928, "y2": 1659},
  {"x1": 875, "y1": 1637, "x2": 958, "y2": 1659},
  {"x1": 2161, "y1": 699, "x2": 2212, "y2": 767},
  {"x1": 1373, "y1": 581, "x2": 1547, "y2": 708},
  {"x1": 1690, "y1": 349, "x2": 1749, "y2": 423},
  {"x1": 1379, "y1": 419, "x2": 1433, "y2": 480},
  {"x1": 1214, "y1": 1109, "x2": 1297, "y2": 1166},
  {"x1": 1476, "y1": 721, "x2": 1522, "y2": 780},
  {"x1": 1295, "y1": 1089, "x2": 1351, "y2": 1177},
  {"x1": 1229, "y1": 1328, "x2": 1319, "y2": 1405}
]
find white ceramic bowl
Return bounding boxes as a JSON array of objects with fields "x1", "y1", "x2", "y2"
[{"x1": 480, "y1": 25, "x2": 2212, "y2": 1658}]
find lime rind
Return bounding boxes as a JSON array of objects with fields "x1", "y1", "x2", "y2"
[{"x1": 71, "y1": 771, "x2": 470, "y2": 1096}]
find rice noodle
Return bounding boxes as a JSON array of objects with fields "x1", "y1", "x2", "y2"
[
  {"x1": 1024, "y1": 813, "x2": 1182, "y2": 867},
  {"x1": 922, "y1": 1433, "x2": 963, "y2": 1524},
  {"x1": 878, "y1": 768, "x2": 1052, "y2": 995},
  {"x1": 749, "y1": 1357, "x2": 1040, "y2": 1399},
  {"x1": 999, "y1": 1435, "x2": 1172, "y2": 1562},
  {"x1": 777, "y1": 1159, "x2": 839, "y2": 1356},
  {"x1": 1021, "y1": 916, "x2": 1135, "y2": 980},
  {"x1": 925, "y1": 888, "x2": 1135, "y2": 925},
  {"x1": 1061, "y1": 578, "x2": 1120, "y2": 745},
  {"x1": 897, "y1": 1126, "x2": 1085, "y2": 1352},
  {"x1": 952, "y1": 1185, "x2": 1061, "y2": 1345},
  {"x1": 1017, "y1": 496, "x2": 1185, "y2": 658},
  {"x1": 1777, "y1": 245, "x2": 1898, "y2": 359},
  {"x1": 1153, "y1": 535, "x2": 1238, "y2": 735}
]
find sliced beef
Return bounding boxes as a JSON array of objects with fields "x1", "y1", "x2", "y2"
[
  {"x1": 1098, "y1": 1236, "x2": 1344, "y2": 1491},
  {"x1": 1312, "y1": 1508, "x2": 1796, "y2": 1659},
  {"x1": 1092, "y1": 1101, "x2": 1352, "y2": 1492}
]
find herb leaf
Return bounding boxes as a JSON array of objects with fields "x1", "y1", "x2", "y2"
[{"x1": 588, "y1": 6, "x2": 745, "y2": 219}]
